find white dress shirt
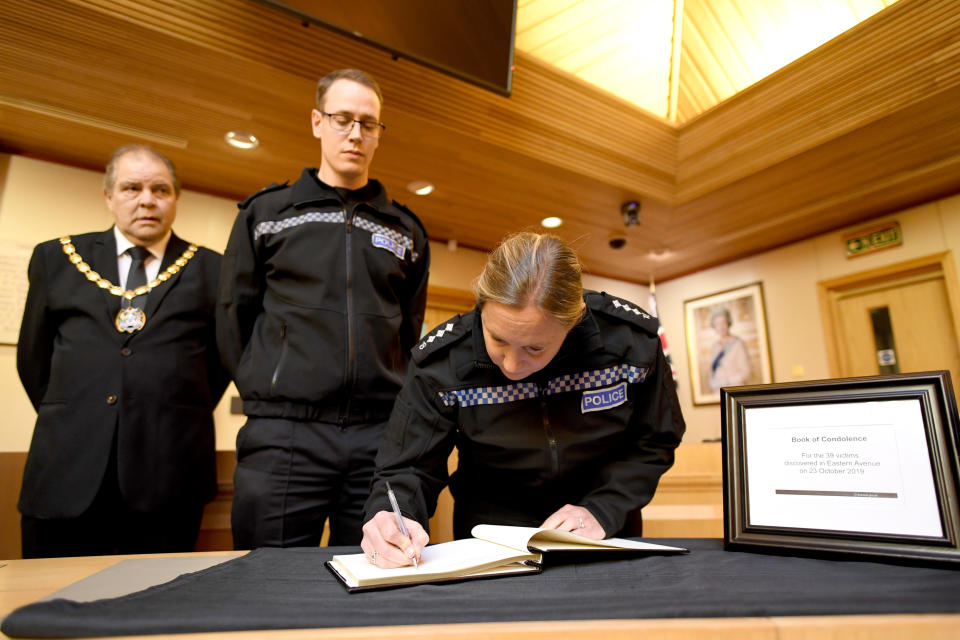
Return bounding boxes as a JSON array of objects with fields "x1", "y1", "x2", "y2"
[{"x1": 113, "y1": 227, "x2": 171, "y2": 290}]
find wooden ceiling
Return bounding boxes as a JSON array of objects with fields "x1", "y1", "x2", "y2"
[
  {"x1": 1, "y1": 0, "x2": 958, "y2": 284},
  {"x1": 517, "y1": 0, "x2": 899, "y2": 123}
]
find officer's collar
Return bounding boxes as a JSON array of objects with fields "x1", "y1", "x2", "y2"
[
  {"x1": 467, "y1": 302, "x2": 603, "y2": 379},
  {"x1": 290, "y1": 168, "x2": 392, "y2": 213}
]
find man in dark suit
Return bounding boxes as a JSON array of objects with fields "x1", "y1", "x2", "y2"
[{"x1": 16, "y1": 145, "x2": 229, "y2": 558}]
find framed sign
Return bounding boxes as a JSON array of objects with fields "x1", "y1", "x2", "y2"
[
  {"x1": 684, "y1": 282, "x2": 772, "y2": 405},
  {"x1": 722, "y1": 371, "x2": 960, "y2": 564}
]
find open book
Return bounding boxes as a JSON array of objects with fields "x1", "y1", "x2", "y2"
[{"x1": 325, "y1": 524, "x2": 687, "y2": 592}]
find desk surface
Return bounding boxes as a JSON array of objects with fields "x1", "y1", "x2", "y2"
[{"x1": 2, "y1": 547, "x2": 959, "y2": 640}]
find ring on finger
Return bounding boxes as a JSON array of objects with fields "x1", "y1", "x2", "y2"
[
  {"x1": 371, "y1": 550, "x2": 379, "y2": 566},
  {"x1": 578, "y1": 516, "x2": 585, "y2": 529}
]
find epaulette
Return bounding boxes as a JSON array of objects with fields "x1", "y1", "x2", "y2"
[
  {"x1": 412, "y1": 314, "x2": 469, "y2": 365},
  {"x1": 238, "y1": 181, "x2": 289, "y2": 210},
  {"x1": 586, "y1": 291, "x2": 659, "y2": 336},
  {"x1": 391, "y1": 200, "x2": 427, "y2": 237}
]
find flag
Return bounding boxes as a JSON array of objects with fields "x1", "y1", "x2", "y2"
[{"x1": 648, "y1": 280, "x2": 678, "y2": 386}]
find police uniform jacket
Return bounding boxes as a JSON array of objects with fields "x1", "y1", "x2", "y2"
[
  {"x1": 364, "y1": 291, "x2": 686, "y2": 538},
  {"x1": 217, "y1": 169, "x2": 430, "y2": 424},
  {"x1": 17, "y1": 230, "x2": 228, "y2": 519}
]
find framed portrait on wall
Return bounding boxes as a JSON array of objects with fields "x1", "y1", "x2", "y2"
[{"x1": 684, "y1": 282, "x2": 773, "y2": 405}]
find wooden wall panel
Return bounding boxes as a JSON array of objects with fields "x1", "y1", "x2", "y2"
[
  {"x1": 0, "y1": 452, "x2": 26, "y2": 559},
  {"x1": 643, "y1": 442, "x2": 723, "y2": 538},
  {"x1": 0, "y1": 451, "x2": 238, "y2": 558}
]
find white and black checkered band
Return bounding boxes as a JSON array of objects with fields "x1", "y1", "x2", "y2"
[
  {"x1": 547, "y1": 364, "x2": 648, "y2": 394},
  {"x1": 438, "y1": 364, "x2": 649, "y2": 408},
  {"x1": 253, "y1": 213, "x2": 418, "y2": 260},
  {"x1": 353, "y1": 216, "x2": 418, "y2": 261},
  {"x1": 438, "y1": 382, "x2": 540, "y2": 408},
  {"x1": 253, "y1": 211, "x2": 344, "y2": 241}
]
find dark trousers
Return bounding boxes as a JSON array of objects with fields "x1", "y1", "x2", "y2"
[
  {"x1": 230, "y1": 417, "x2": 384, "y2": 549},
  {"x1": 20, "y1": 441, "x2": 204, "y2": 559}
]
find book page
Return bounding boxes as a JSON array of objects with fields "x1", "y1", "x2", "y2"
[
  {"x1": 470, "y1": 525, "x2": 543, "y2": 551},
  {"x1": 471, "y1": 524, "x2": 687, "y2": 553},
  {"x1": 330, "y1": 538, "x2": 540, "y2": 587}
]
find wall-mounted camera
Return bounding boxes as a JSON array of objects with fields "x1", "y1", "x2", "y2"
[
  {"x1": 621, "y1": 200, "x2": 641, "y2": 227},
  {"x1": 608, "y1": 233, "x2": 627, "y2": 250}
]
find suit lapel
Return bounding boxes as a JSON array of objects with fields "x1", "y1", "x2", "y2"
[
  {"x1": 142, "y1": 233, "x2": 188, "y2": 322},
  {"x1": 91, "y1": 229, "x2": 123, "y2": 324}
]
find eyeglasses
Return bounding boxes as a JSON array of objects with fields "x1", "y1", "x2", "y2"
[{"x1": 321, "y1": 112, "x2": 386, "y2": 139}]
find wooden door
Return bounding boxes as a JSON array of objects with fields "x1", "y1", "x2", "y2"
[{"x1": 819, "y1": 253, "x2": 960, "y2": 398}]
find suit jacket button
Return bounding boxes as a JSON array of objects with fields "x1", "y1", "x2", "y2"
[
  {"x1": 106, "y1": 395, "x2": 118, "y2": 405},
  {"x1": 121, "y1": 347, "x2": 132, "y2": 356}
]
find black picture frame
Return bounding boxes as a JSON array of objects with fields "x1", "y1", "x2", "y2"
[{"x1": 722, "y1": 371, "x2": 960, "y2": 564}]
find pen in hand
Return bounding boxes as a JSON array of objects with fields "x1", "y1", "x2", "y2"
[{"x1": 385, "y1": 481, "x2": 419, "y2": 568}]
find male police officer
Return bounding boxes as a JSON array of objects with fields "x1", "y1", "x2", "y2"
[{"x1": 218, "y1": 69, "x2": 430, "y2": 548}]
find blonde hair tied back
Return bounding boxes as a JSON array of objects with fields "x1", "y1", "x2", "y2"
[{"x1": 474, "y1": 232, "x2": 584, "y2": 327}]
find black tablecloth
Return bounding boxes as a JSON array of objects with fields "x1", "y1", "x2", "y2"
[{"x1": 4, "y1": 539, "x2": 960, "y2": 638}]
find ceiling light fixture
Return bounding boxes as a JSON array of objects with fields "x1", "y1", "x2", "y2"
[
  {"x1": 224, "y1": 130, "x2": 259, "y2": 149},
  {"x1": 540, "y1": 216, "x2": 563, "y2": 228},
  {"x1": 407, "y1": 180, "x2": 434, "y2": 196},
  {"x1": 647, "y1": 248, "x2": 673, "y2": 261}
]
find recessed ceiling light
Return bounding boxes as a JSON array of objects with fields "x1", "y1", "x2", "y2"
[
  {"x1": 647, "y1": 248, "x2": 673, "y2": 261},
  {"x1": 407, "y1": 180, "x2": 434, "y2": 196},
  {"x1": 224, "y1": 130, "x2": 259, "y2": 149},
  {"x1": 540, "y1": 216, "x2": 563, "y2": 228}
]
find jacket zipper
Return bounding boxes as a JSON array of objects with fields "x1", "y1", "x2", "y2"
[
  {"x1": 539, "y1": 382, "x2": 560, "y2": 474},
  {"x1": 340, "y1": 207, "x2": 355, "y2": 426},
  {"x1": 270, "y1": 324, "x2": 288, "y2": 395}
]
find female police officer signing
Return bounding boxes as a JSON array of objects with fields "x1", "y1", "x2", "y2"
[{"x1": 361, "y1": 232, "x2": 685, "y2": 567}]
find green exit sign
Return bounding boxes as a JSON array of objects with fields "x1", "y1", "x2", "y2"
[{"x1": 844, "y1": 221, "x2": 902, "y2": 257}]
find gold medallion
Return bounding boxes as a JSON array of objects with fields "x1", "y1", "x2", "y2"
[
  {"x1": 115, "y1": 306, "x2": 147, "y2": 333},
  {"x1": 58, "y1": 236, "x2": 199, "y2": 335}
]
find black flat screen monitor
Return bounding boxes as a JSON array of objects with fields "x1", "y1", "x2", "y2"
[{"x1": 260, "y1": 0, "x2": 517, "y2": 96}]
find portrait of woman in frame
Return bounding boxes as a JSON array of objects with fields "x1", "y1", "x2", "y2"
[{"x1": 684, "y1": 282, "x2": 773, "y2": 405}]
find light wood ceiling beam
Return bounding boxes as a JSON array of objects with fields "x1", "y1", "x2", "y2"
[{"x1": 676, "y1": 0, "x2": 960, "y2": 200}]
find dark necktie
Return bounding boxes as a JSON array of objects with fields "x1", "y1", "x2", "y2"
[{"x1": 125, "y1": 246, "x2": 149, "y2": 308}]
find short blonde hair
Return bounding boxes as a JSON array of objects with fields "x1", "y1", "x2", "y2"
[{"x1": 474, "y1": 232, "x2": 584, "y2": 327}]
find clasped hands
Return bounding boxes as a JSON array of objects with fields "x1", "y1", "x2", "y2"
[{"x1": 360, "y1": 503, "x2": 604, "y2": 568}]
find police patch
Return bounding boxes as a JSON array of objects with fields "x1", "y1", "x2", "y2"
[
  {"x1": 581, "y1": 381, "x2": 628, "y2": 413},
  {"x1": 371, "y1": 233, "x2": 406, "y2": 259}
]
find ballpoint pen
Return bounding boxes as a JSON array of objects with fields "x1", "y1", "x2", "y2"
[{"x1": 385, "y1": 481, "x2": 419, "y2": 568}]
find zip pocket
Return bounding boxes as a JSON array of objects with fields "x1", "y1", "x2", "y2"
[{"x1": 270, "y1": 324, "x2": 288, "y2": 394}]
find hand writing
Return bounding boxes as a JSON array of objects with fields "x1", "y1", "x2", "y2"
[{"x1": 360, "y1": 510, "x2": 429, "y2": 568}]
